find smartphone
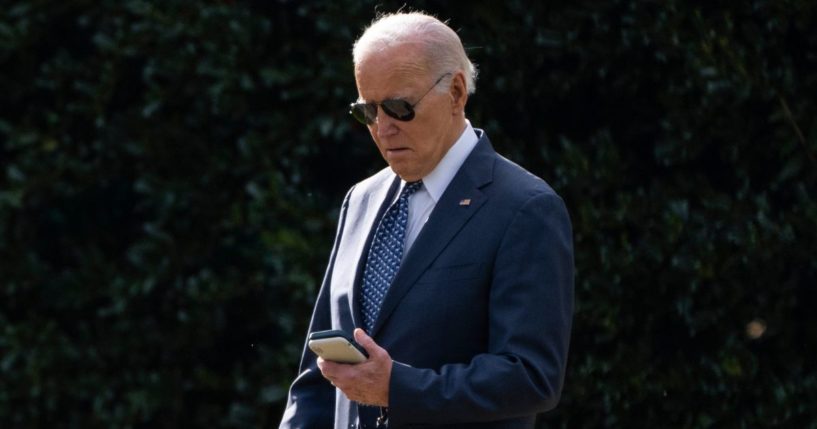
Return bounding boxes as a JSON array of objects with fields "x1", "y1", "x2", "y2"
[{"x1": 308, "y1": 329, "x2": 368, "y2": 364}]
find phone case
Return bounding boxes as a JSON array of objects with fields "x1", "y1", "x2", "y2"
[{"x1": 308, "y1": 330, "x2": 368, "y2": 364}]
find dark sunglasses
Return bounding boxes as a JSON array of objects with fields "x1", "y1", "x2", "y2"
[{"x1": 349, "y1": 73, "x2": 452, "y2": 125}]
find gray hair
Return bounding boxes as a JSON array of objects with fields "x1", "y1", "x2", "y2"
[{"x1": 352, "y1": 12, "x2": 478, "y2": 95}]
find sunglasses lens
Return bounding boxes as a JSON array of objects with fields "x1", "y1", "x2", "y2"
[
  {"x1": 349, "y1": 100, "x2": 415, "y2": 124},
  {"x1": 381, "y1": 100, "x2": 415, "y2": 121},
  {"x1": 350, "y1": 103, "x2": 376, "y2": 124}
]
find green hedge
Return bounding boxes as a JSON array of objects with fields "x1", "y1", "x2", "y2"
[{"x1": 1, "y1": 1, "x2": 815, "y2": 427}]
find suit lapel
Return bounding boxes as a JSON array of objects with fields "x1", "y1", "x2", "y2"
[
  {"x1": 333, "y1": 172, "x2": 400, "y2": 330},
  {"x1": 371, "y1": 135, "x2": 496, "y2": 336}
]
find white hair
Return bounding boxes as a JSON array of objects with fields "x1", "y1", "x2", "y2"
[{"x1": 352, "y1": 12, "x2": 478, "y2": 94}]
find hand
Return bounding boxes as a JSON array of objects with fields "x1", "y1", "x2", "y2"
[{"x1": 317, "y1": 328, "x2": 392, "y2": 406}]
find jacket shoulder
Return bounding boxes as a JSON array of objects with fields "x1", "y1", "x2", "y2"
[
  {"x1": 491, "y1": 153, "x2": 560, "y2": 204},
  {"x1": 348, "y1": 166, "x2": 394, "y2": 195}
]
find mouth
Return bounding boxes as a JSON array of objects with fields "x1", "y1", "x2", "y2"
[{"x1": 386, "y1": 147, "x2": 410, "y2": 156}]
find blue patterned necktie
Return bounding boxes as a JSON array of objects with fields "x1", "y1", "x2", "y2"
[{"x1": 360, "y1": 181, "x2": 423, "y2": 333}]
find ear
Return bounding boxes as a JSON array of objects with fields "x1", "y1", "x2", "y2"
[{"x1": 448, "y1": 71, "x2": 468, "y2": 115}]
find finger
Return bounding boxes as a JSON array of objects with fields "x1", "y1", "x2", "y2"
[
  {"x1": 318, "y1": 358, "x2": 341, "y2": 378},
  {"x1": 354, "y1": 328, "x2": 382, "y2": 357}
]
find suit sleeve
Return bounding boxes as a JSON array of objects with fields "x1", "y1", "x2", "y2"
[
  {"x1": 279, "y1": 188, "x2": 354, "y2": 429},
  {"x1": 388, "y1": 191, "x2": 574, "y2": 425}
]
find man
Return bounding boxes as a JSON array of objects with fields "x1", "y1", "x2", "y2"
[{"x1": 280, "y1": 11, "x2": 573, "y2": 429}]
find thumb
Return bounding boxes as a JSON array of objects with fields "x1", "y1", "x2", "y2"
[{"x1": 354, "y1": 328, "x2": 381, "y2": 355}]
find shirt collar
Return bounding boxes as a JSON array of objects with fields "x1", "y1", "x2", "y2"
[{"x1": 410, "y1": 120, "x2": 479, "y2": 203}]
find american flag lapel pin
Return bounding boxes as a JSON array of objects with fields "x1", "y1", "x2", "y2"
[{"x1": 459, "y1": 198, "x2": 471, "y2": 206}]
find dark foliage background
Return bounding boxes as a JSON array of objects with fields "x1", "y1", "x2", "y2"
[{"x1": 2, "y1": 0, "x2": 816, "y2": 427}]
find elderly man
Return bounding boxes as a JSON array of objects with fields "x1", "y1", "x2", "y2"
[{"x1": 280, "y1": 11, "x2": 573, "y2": 429}]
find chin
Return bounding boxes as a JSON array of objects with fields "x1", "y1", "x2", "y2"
[
  {"x1": 390, "y1": 167, "x2": 413, "y2": 181},
  {"x1": 397, "y1": 172, "x2": 422, "y2": 182}
]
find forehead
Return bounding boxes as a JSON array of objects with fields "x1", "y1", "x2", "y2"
[{"x1": 354, "y1": 45, "x2": 430, "y2": 100}]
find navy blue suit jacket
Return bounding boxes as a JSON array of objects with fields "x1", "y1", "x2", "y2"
[{"x1": 280, "y1": 130, "x2": 574, "y2": 428}]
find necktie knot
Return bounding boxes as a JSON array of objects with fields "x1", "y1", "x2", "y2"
[{"x1": 400, "y1": 181, "x2": 422, "y2": 199}]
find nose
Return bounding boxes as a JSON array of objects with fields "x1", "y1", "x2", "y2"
[{"x1": 374, "y1": 107, "x2": 398, "y2": 138}]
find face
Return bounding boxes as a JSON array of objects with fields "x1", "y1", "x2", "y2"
[{"x1": 354, "y1": 45, "x2": 466, "y2": 181}]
